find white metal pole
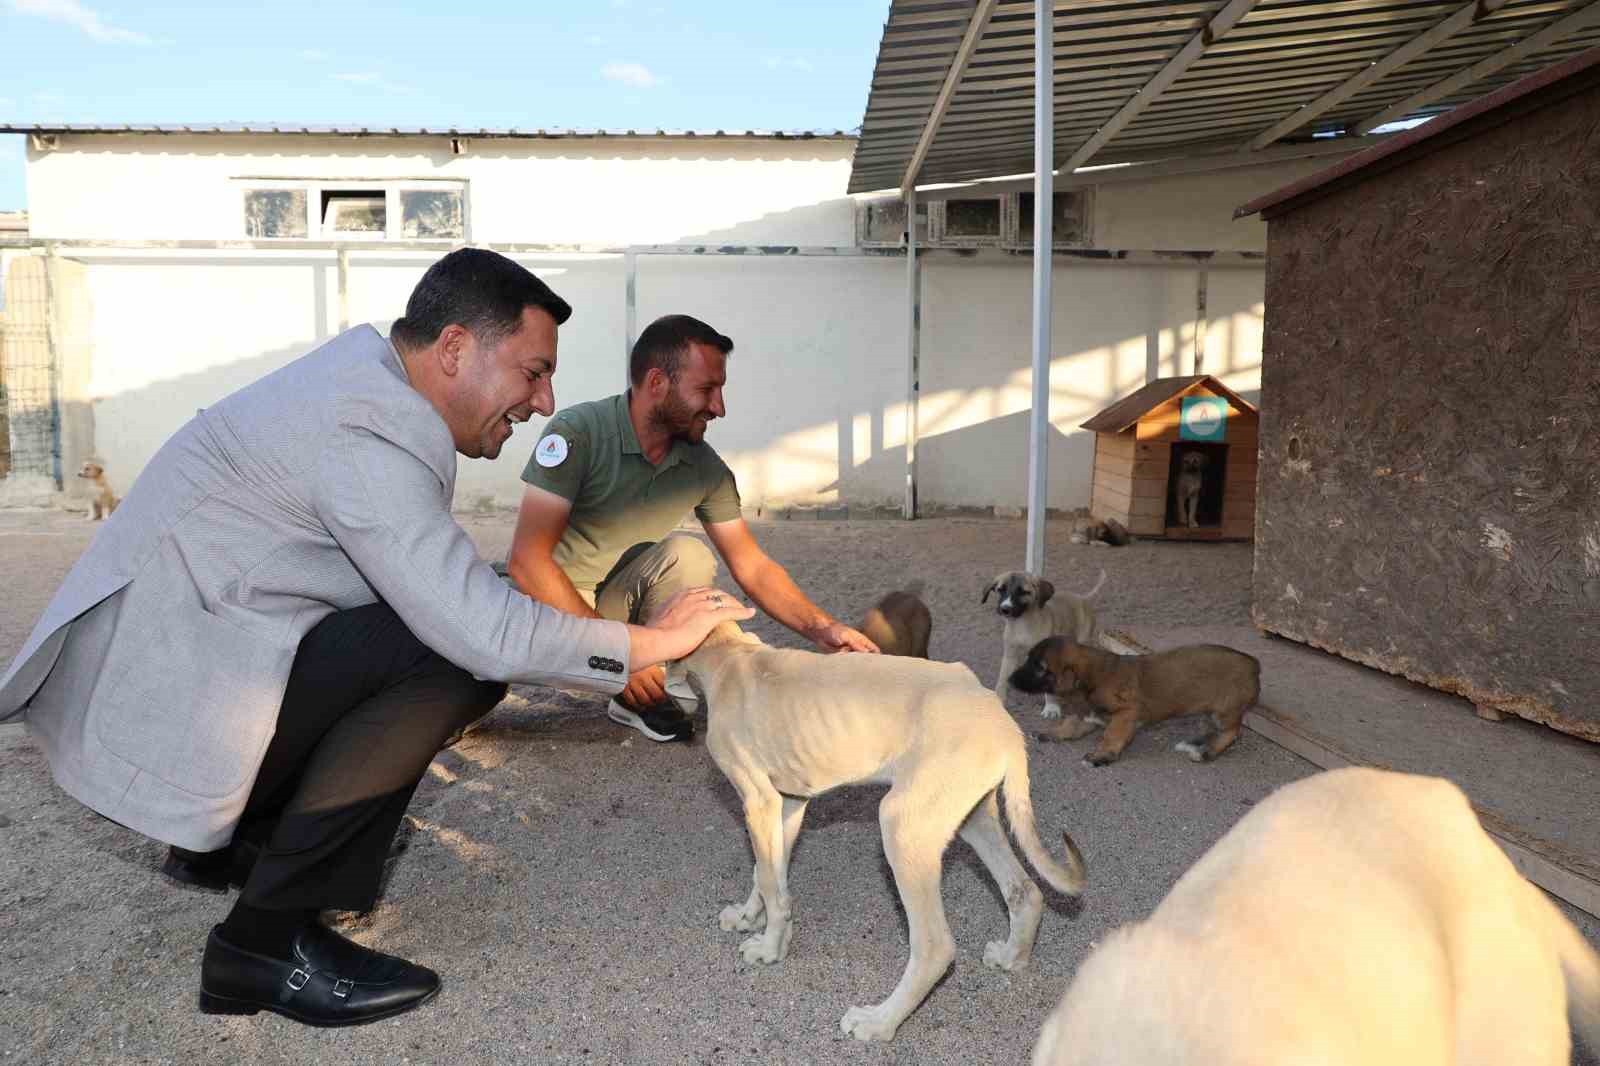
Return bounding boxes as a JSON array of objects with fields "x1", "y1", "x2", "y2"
[
  {"x1": 624, "y1": 249, "x2": 638, "y2": 388},
  {"x1": 1025, "y1": 0, "x2": 1053, "y2": 575},
  {"x1": 904, "y1": 189, "x2": 921, "y2": 520}
]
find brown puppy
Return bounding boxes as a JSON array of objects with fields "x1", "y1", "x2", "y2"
[
  {"x1": 76, "y1": 459, "x2": 119, "y2": 521},
  {"x1": 1068, "y1": 515, "x2": 1131, "y2": 547},
  {"x1": 858, "y1": 581, "x2": 931, "y2": 658},
  {"x1": 1009, "y1": 637, "x2": 1258, "y2": 766}
]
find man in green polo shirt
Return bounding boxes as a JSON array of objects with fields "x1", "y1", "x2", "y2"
[{"x1": 505, "y1": 313, "x2": 878, "y2": 742}]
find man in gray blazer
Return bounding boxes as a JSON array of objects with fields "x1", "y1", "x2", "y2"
[{"x1": 0, "y1": 249, "x2": 751, "y2": 1027}]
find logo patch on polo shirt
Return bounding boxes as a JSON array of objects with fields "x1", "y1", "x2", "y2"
[{"x1": 535, "y1": 433, "x2": 569, "y2": 468}]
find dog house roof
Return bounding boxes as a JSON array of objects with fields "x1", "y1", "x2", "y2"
[{"x1": 1080, "y1": 375, "x2": 1257, "y2": 435}]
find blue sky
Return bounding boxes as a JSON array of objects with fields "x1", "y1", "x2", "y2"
[{"x1": 0, "y1": 1, "x2": 888, "y2": 210}]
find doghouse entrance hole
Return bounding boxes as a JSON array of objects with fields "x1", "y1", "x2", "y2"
[{"x1": 1164, "y1": 442, "x2": 1229, "y2": 528}]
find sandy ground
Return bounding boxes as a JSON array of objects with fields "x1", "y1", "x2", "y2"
[{"x1": 1, "y1": 509, "x2": 1594, "y2": 1064}]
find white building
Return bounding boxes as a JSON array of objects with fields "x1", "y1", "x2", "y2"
[{"x1": 0, "y1": 124, "x2": 1327, "y2": 514}]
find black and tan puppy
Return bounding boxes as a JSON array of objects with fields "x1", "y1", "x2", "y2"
[
  {"x1": 1009, "y1": 637, "x2": 1259, "y2": 766},
  {"x1": 859, "y1": 581, "x2": 932, "y2": 658}
]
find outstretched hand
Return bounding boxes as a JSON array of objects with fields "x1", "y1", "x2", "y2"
[{"x1": 809, "y1": 621, "x2": 880, "y2": 655}]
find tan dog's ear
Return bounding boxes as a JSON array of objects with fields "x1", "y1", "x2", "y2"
[
  {"x1": 981, "y1": 581, "x2": 996, "y2": 604},
  {"x1": 1036, "y1": 579, "x2": 1055, "y2": 606}
]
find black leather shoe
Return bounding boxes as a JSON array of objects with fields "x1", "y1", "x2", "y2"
[{"x1": 199, "y1": 922, "x2": 440, "y2": 1026}]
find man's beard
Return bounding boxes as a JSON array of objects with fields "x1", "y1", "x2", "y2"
[{"x1": 649, "y1": 388, "x2": 708, "y2": 442}]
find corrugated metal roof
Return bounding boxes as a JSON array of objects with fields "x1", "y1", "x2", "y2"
[
  {"x1": 0, "y1": 123, "x2": 854, "y2": 141},
  {"x1": 850, "y1": 0, "x2": 1600, "y2": 194},
  {"x1": 1080, "y1": 374, "x2": 1256, "y2": 434},
  {"x1": 1237, "y1": 42, "x2": 1600, "y2": 217}
]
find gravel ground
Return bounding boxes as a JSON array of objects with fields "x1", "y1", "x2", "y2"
[{"x1": 0, "y1": 509, "x2": 1592, "y2": 1064}]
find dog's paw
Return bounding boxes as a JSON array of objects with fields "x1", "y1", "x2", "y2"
[
  {"x1": 1174, "y1": 739, "x2": 1208, "y2": 763},
  {"x1": 739, "y1": 932, "x2": 787, "y2": 965},
  {"x1": 1082, "y1": 752, "x2": 1114, "y2": 768},
  {"x1": 840, "y1": 1005, "x2": 898, "y2": 1042},
  {"x1": 719, "y1": 903, "x2": 761, "y2": 932},
  {"x1": 1039, "y1": 703, "x2": 1064, "y2": 720},
  {"x1": 983, "y1": 939, "x2": 1030, "y2": 972}
]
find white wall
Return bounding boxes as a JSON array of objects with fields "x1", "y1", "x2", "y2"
[
  {"x1": 12, "y1": 134, "x2": 1323, "y2": 512},
  {"x1": 23, "y1": 133, "x2": 857, "y2": 245}
]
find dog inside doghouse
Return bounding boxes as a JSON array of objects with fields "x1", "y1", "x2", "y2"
[{"x1": 1164, "y1": 442, "x2": 1228, "y2": 530}]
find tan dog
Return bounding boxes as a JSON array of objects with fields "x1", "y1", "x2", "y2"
[
  {"x1": 1033, "y1": 767, "x2": 1600, "y2": 1066},
  {"x1": 985, "y1": 569, "x2": 1105, "y2": 719},
  {"x1": 1010, "y1": 637, "x2": 1258, "y2": 766},
  {"x1": 1174, "y1": 449, "x2": 1207, "y2": 529},
  {"x1": 667, "y1": 622, "x2": 1086, "y2": 1043},
  {"x1": 858, "y1": 580, "x2": 931, "y2": 658},
  {"x1": 76, "y1": 459, "x2": 119, "y2": 520}
]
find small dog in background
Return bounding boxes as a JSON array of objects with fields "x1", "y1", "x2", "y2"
[
  {"x1": 76, "y1": 459, "x2": 119, "y2": 520},
  {"x1": 984, "y1": 569, "x2": 1105, "y2": 719},
  {"x1": 1031, "y1": 768, "x2": 1600, "y2": 1066},
  {"x1": 1011, "y1": 637, "x2": 1259, "y2": 766},
  {"x1": 1068, "y1": 515, "x2": 1131, "y2": 547},
  {"x1": 1174, "y1": 450, "x2": 1207, "y2": 529},
  {"x1": 859, "y1": 581, "x2": 932, "y2": 658}
]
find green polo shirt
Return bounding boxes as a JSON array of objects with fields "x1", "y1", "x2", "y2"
[{"x1": 520, "y1": 392, "x2": 743, "y2": 591}]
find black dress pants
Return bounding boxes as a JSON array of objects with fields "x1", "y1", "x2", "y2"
[{"x1": 234, "y1": 603, "x2": 506, "y2": 912}]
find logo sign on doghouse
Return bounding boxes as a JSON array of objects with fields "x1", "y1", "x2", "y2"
[{"x1": 1179, "y1": 396, "x2": 1228, "y2": 442}]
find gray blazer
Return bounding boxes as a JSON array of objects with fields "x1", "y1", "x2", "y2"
[{"x1": 0, "y1": 325, "x2": 631, "y2": 851}]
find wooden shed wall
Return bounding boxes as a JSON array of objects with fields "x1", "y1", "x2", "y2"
[{"x1": 1252, "y1": 79, "x2": 1600, "y2": 741}]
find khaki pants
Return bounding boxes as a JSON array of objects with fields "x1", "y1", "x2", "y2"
[{"x1": 585, "y1": 533, "x2": 720, "y2": 626}]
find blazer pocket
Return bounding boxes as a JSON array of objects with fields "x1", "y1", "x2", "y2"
[{"x1": 97, "y1": 603, "x2": 288, "y2": 799}]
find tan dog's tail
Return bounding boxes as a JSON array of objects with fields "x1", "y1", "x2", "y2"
[
  {"x1": 1001, "y1": 745, "x2": 1086, "y2": 897},
  {"x1": 1543, "y1": 889, "x2": 1600, "y2": 1053}
]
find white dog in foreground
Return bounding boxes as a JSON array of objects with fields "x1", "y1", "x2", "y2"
[
  {"x1": 1033, "y1": 767, "x2": 1599, "y2": 1066},
  {"x1": 669, "y1": 621, "x2": 1085, "y2": 1042}
]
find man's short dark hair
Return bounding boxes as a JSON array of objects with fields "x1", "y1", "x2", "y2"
[
  {"x1": 629, "y1": 314, "x2": 734, "y2": 386},
  {"x1": 390, "y1": 248, "x2": 572, "y2": 352}
]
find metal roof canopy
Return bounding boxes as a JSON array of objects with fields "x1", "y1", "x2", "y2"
[
  {"x1": 851, "y1": 0, "x2": 1600, "y2": 196},
  {"x1": 1237, "y1": 42, "x2": 1600, "y2": 217},
  {"x1": 1, "y1": 123, "x2": 852, "y2": 141},
  {"x1": 857, "y1": 0, "x2": 1600, "y2": 575}
]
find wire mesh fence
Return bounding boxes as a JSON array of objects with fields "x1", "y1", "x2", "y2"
[{"x1": 0, "y1": 255, "x2": 59, "y2": 486}]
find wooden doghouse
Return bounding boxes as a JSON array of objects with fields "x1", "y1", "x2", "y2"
[{"x1": 1082, "y1": 375, "x2": 1258, "y2": 541}]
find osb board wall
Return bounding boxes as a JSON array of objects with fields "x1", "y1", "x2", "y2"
[
  {"x1": 1091, "y1": 390, "x2": 1258, "y2": 538},
  {"x1": 1253, "y1": 79, "x2": 1600, "y2": 742}
]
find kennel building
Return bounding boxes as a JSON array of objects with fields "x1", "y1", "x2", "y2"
[{"x1": 1236, "y1": 46, "x2": 1600, "y2": 742}]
